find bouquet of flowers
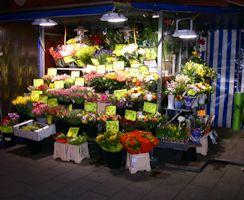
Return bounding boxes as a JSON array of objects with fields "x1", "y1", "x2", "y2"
[
  {"x1": 120, "y1": 130, "x2": 159, "y2": 154},
  {"x1": 96, "y1": 131, "x2": 123, "y2": 152},
  {"x1": 12, "y1": 96, "x2": 34, "y2": 118},
  {"x1": 0, "y1": 113, "x2": 19, "y2": 126}
]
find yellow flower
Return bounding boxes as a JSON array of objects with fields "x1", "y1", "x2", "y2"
[
  {"x1": 192, "y1": 51, "x2": 198, "y2": 56},
  {"x1": 109, "y1": 134, "x2": 117, "y2": 141},
  {"x1": 12, "y1": 96, "x2": 31, "y2": 105}
]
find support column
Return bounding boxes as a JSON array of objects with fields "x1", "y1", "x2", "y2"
[{"x1": 38, "y1": 27, "x2": 45, "y2": 77}]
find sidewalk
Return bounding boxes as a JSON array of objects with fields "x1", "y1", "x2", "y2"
[{"x1": 0, "y1": 142, "x2": 244, "y2": 200}]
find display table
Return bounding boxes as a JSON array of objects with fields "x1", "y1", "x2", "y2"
[
  {"x1": 126, "y1": 152, "x2": 151, "y2": 174},
  {"x1": 53, "y1": 142, "x2": 90, "y2": 163}
]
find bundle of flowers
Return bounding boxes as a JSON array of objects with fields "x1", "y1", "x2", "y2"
[
  {"x1": 0, "y1": 113, "x2": 20, "y2": 126},
  {"x1": 77, "y1": 111, "x2": 98, "y2": 125},
  {"x1": 32, "y1": 103, "x2": 65, "y2": 118},
  {"x1": 55, "y1": 133, "x2": 87, "y2": 145},
  {"x1": 51, "y1": 74, "x2": 70, "y2": 82},
  {"x1": 142, "y1": 74, "x2": 159, "y2": 92},
  {"x1": 96, "y1": 131, "x2": 123, "y2": 152},
  {"x1": 12, "y1": 96, "x2": 34, "y2": 118},
  {"x1": 84, "y1": 71, "x2": 103, "y2": 82},
  {"x1": 93, "y1": 49, "x2": 113, "y2": 65},
  {"x1": 120, "y1": 130, "x2": 159, "y2": 154}
]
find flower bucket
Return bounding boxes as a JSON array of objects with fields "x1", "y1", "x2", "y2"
[
  {"x1": 198, "y1": 94, "x2": 207, "y2": 105},
  {"x1": 184, "y1": 96, "x2": 196, "y2": 109},
  {"x1": 100, "y1": 149, "x2": 124, "y2": 169},
  {"x1": 36, "y1": 117, "x2": 47, "y2": 124},
  {"x1": 167, "y1": 94, "x2": 175, "y2": 109},
  {"x1": 174, "y1": 100, "x2": 184, "y2": 109},
  {"x1": 190, "y1": 128, "x2": 202, "y2": 145}
]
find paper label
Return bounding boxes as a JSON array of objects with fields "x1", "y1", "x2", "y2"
[
  {"x1": 86, "y1": 65, "x2": 97, "y2": 73},
  {"x1": 139, "y1": 66, "x2": 150, "y2": 75},
  {"x1": 47, "y1": 98, "x2": 58, "y2": 107},
  {"x1": 67, "y1": 127, "x2": 80, "y2": 137},
  {"x1": 106, "y1": 64, "x2": 113, "y2": 71},
  {"x1": 75, "y1": 77, "x2": 85, "y2": 86},
  {"x1": 129, "y1": 68, "x2": 139, "y2": 77},
  {"x1": 47, "y1": 115, "x2": 52, "y2": 125},
  {"x1": 130, "y1": 63, "x2": 141, "y2": 68},
  {"x1": 96, "y1": 65, "x2": 106, "y2": 74},
  {"x1": 113, "y1": 61, "x2": 124, "y2": 71},
  {"x1": 47, "y1": 68, "x2": 57, "y2": 76},
  {"x1": 63, "y1": 56, "x2": 75, "y2": 63},
  {"x1": 143, "y1": 102, "x2": 157, "y2": 114},
  {"x1": 71, "y1": 71, "x2": 80, "y2": 78},
  {"x1": 39, "y1": 95, "x2": 48, "y2": 104},
  {"x1": 1, "y1": 126, "x2": 13, "y2": 133},
  {"x1": 114, "y1": 89, "x2": 127, "y2": 100},
  {"x1": 106, "y1": 121, "x2": 119, "y2": 133},
  {"x1": 125, "y1": 109, "x2": 137, "y2": 121},
  {"x1": 91, "y1": 58, "x2": 100, "y2": 66},
  {"x1": 84, "y1": 101, "x2": 97, "y2": 113},
  {"x1": 105, "y1": 106, "x2": 117, "y2": 116},
  {"x1": 33, "y1": 79, "x2": 44, "y2": 87},
  {"x1": 54, "y1": 80, "x2": 64, "y2": 89},
  {"x1": 68, "y1": 104, "x2": 73, "y2": 112},
  {"x1": 144, "y1": 60, "x2": 157, "y2": 68},
  {"x1": 31, "y1": 90, "x2": 43, "y2": 101}
]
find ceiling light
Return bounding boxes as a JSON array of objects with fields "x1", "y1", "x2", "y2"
[
  {"x1": 32, "y1": 19, "x2": 57, "y2": 26},
  {"x1": 100, "y1": 12, "x2": 127, "y2": 23},
  {"x1": 152, "y1": 14, "x2": 159, "y2": 19},
  {"x1": 173, "y1": 18, "x2": 197, "y2": 39}
]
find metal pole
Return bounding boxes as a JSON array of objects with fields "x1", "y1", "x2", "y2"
[
  {"x1": 157, "y1": 11, "x2": 163, "y2": 112},
  {"x1": 38, "y1": 26, "x2": 45, "y2": 77}
]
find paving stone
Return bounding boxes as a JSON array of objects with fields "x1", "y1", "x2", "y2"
[
  {"x1": 110, "y1": 187, "x2": 145, "y2": 200},
  {"x1": 77, "y1": 191, "x2": 108, "y2": 200},
  {"x1": 141, "y1": 187, "x2": 177, "y2": 200},
  {"x1": 91, "y1": 184, "x2": 123, "y2": 197},
  {"x1": 236, "y1": 185, "x2": 244, "y2": 200},
  {"x1": 219, "y1": 165, "x2": 244, "y2": 186}
]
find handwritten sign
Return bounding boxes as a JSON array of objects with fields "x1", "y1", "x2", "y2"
[
  {"x1": 86, "y1": 65, "x2": 97, "y2": 73},
  {"x1": 47, "y1": 115, "x2": 52, "y2": 125},
  {"x1": 47, "y1": 68, "x2": 57, "y2": 76},
  {"x1": 143, "y1": 102, "x2": 157, "y2": 114},
  {"x1": 105, "y1": 106, "x2": 116, "y2": 116},
  {"x1": 129, "y1": 68, "x2": 139, "y2": 77},
  {"x1": 125, "y1": 109, "x2": 137, "y2": 121},
  {"x1": 33, "y1": 79, "x2": 44, "y2": 87},
  {"x1": 67, "y1": 127, "x2": 80, "y2": 138},
  {"x1": 47, "y1": 98, "x2": 58, "y2": 107},
  {"x1": 71, "y1": 71, "x2": 80, "y2": 78},
  {"x1": 75, "y1": 77, "x2": 85, "y2": 86},
  {"x1": 113, "y1": 61, "x2": 124, "y2": 71},
  {"x1": 91, "y1": 58, "x2": 100, "y2": 66},
  {"x1": 106, "y1": 64, "x2": 113, "y2": 71},
  {"x1": 39, "y1": 95, "x2": 48, "y2": 104},
  {"x1": 54, "y1": 80, "x2": 64, "y2": 89},
  {"x1": 84, "y1": 101, "x2": 97, "y2": 113},
  {"x1": 106, "y1": 121, "x2": 119, "y2": 133},
  {"x1": 114, "y1": 89, "x2": 127, "y2": 100},
  {"x1": 139, "y1": 66, "x2": 150, "y2": 75},
  {"x1": 97, "y1": 65, "x2": 106, "y2": 74},
  {"x1": 63, "y1": 56, "x2": 75, "y2": 63},
  {"x1": 31, "y1": 90, "x2": 43, "y2": 101},
  {"x1": 0, "y1": 126, "x2": 13, "y2": 133}
]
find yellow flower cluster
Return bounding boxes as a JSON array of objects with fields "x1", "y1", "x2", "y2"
[{"x1": 12, "y1": 96, "x2": 31, "y2": 105}]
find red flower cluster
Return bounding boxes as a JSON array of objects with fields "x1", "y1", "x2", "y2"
[{"x1": 120, "y1": 130, "x2": 159, "y2": 154}]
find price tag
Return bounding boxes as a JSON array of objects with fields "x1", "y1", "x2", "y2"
[
  {"x1": 75, "y1": 60, "x2": 85, "y2": 67},
  {"x1": 106, "y1": 64, "x2": 113, "y2": 71},
  {"x1": 197, "y1": 110, "x2": 206, "y2": 117},
  {"x1": 114, "y1": 89, "x2": 127, "y2": 100},
  {"x1": 131, "y1": 63, "x2": 141, "y2": 68},
  {"x1": 47, "y1": 98, "x2": 58, "y2": 107},
  {"x1": 68, "y1": 104, "x2": 73, "y2": 112},
  {"x1": 113, "y1": 61, "x2": 124, "y2": 71},
  {"x1": 63, "y1": 56, "x2": 75, "y2": 63},
  {"x1": 39, "y1": 95, "x2": 48, "y2": 104},
  {"x1": 84, "y1": 101, "x2": 97, "y2": 113},
  {"x1": 33, "y1": 79, "x2": 44, "y2": 87},
  {"x1": 31, "y1": 90, "x2": 43, "y2": 101},
  {"x1": 47, "y1": 115, "x2": 52, "y2": 125},
  {"x1": 47, "y1": 68, "x2": 57, "y2": 76},
  {"x1": 125, "y1": 109, "x2": 137, "y2": 121},
  {"x1": 86, "y1": 65, "x2": 97, "y2": 73},
  {"x1": 129, "y1": 68, "x2": 139, "y2": 77},
  {"x1": 106, "y1": 121, "x2": 119, "y2": 133},
  {"x1": 144, "y1": 60, "x2": 157, "y2": 68},
  {"x1": 54, "y1": 80, "x2": 64, "y2": 89},
  {"x1": 105, "y1": 106, "x2": 116, "y2": 116},
  {"x1": 97, "y1": 65, "x2": 106, "y2": 74},
  {"x1": 67, "y1": 127, "x2": 80, "y2": 137},
  {"x1": 143, "y1": 102, "x2": 157, "y2": 114},
  {"x1": 71, "y1": 71, "x2": 80, "y2": 78},
  {"x1": 75, "y1": 77, "x2": 85, "y2": 86},
  {"x1": 139, "y1": 66, "x2": 150, "y2": 75},
  {"x1": 91, "y1": 58, "x2": 100, "y2": 66},
  {"x1": 0, "y1": 126, "x2": 13, "y2": 133}
]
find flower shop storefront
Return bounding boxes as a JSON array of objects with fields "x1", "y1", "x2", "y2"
[{"x1": 0, "y1": 1, "x2": 244, "y2": 171}]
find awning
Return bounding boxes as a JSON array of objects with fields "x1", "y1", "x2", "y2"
[{"x1": 0, "y1": 5, "x2": 113, "y2": 21}]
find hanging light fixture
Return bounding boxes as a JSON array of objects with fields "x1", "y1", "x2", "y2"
[
  {"x1": 173, "y1": 18, "x2": 197, "y2": 39},
  {"x1": 100, "y1": 11, "x2": 127, "y2": 23},
  {"x1": 32, "y1": 19, "x2": 57, "y2": 26}
]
